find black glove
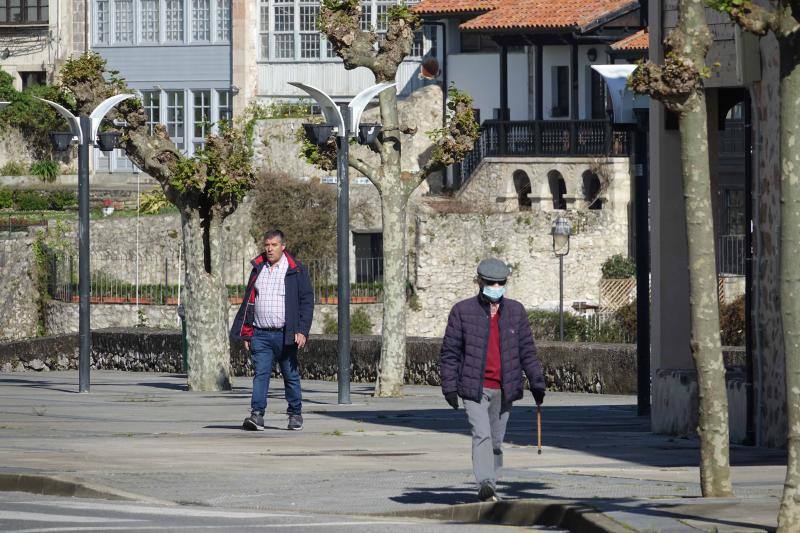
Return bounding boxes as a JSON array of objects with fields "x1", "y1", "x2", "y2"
[
  {"x1": 532, "y1": 388, "x2": 545, "y2": 405},
  {"x1": 445, "y1": 392, "x2": 459, "y2": 410}
]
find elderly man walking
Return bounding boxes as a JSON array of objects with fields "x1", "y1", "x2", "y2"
[
  {"x1": 440, "y1": 258, "x2": 546, "y2": 502},
  {"x1": 230, "y1": 229, "x2": 314, "y2": 432}
]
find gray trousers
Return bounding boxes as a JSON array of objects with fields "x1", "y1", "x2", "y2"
[{"x1": 464, "y1": 388, "x2": 511, "y2": 488}]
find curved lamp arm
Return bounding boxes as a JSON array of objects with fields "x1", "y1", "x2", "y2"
[
  {"x1": 288, "y1": 82, "x2": 345, "y2": 136},
  {"x1": 35, "y1": 97, "x2": 82, "y2": 141},
  {"x1": 348, "y1": 82, "x2": 395, "y2": 132},
  {"x1": 89, "y1": 93, "x2": 135, "y2": 142}
]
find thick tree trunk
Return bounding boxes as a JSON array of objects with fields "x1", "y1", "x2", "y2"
[
  {"x1": 778, "y1": 33, "x2": 800, "y2": 532},
  {"x1": 374, "y1": 185, "x2": 408, "y2": 397},
  {"x1": 373, "y1": 87, "x2": 409, "y2": 397},
  {"x1": 680, "y1": 94, "x2": 733, "y2": 497},
  {"x1": 181, "y1": 208, "x2": 232, "y2": 391}
]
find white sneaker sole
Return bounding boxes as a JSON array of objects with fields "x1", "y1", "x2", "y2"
[{"x1": 243, "y1": 419, "x2": 265, "y2": 431}]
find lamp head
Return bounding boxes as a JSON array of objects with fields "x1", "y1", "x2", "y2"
[
  {"x1": 302, "y1": 123, "x2": 335, "y2": 146},
  {"x1": 49, "y1": 132, "x2": 76, "y2": 151},
  {"x1": 96, "y1": 130, "x2": 121, "y2": 153},
  {"x1": 551, "y1": 217, "x2": 572, "y2": 256}
]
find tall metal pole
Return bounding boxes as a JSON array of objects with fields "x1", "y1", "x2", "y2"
[
  {"x1": 559, "y1": 255, "x2": 564, "y2": 342},
  {"x1": 634, "y1": 110, "x2": 651, "y2": 416},
  {"x1": 336, "y1": 132, "x2": 351, "y2": 405},
  {"x1": 78, "y1": 115, "x2": 91, "y2": 393}
]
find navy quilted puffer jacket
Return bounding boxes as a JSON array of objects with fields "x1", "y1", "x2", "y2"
[{"x1": 440, "y1": 294, "x2": 545, "y2": 403}]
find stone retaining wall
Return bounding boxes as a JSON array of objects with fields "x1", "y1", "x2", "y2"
[{"x1": 2, "y1": 328, "x2": 644, "y2": 393}]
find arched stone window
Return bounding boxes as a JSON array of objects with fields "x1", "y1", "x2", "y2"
[
  {"x1": 548, "y1": 170, "x2": 567, "y2": 210},
  {"x1": 582, "y1": 170, "x2": 603, "y2": 210},
  {"x1": 513, "y1": 170, "x2": 532, "y2": 211}
]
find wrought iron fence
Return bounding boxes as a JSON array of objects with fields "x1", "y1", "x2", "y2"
[
  {"x1": 454, "y1": 119, "x2": 631, "y2": 189},
  {"x1": 717, "y1": 234, "x2": 746, "y2": 275},
  {"x1": 46, "y1": 252, "x2": 384, "y2": 305}
]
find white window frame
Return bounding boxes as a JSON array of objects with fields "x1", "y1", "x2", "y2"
[
  {"x1": 92, "y1": 0, "x2": 230, "y2": 46},
  {"x1": 258, "y1": 0, "x2": 427, "y2": 62}
]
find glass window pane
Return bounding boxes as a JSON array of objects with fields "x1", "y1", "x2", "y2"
[
  {"x1": 140, "y1": 0, "x2": 159, "y2": 42},
  {"x1": 192, "y1": 0, "x2": 210, "y2": 41},
  {"x1": 275, "y1": 33, "x2": 293, "y2": 59},
  {"x1": 95, "y1": 0, "x2": 110, "y2": 43},
  {"x1": 166, "y1": 0, "x2": 184, "y2": 41},
  {"x1": 217, "y1": 90, "x2": 231, "y2": 122},
  {"x1": 193, "y1": 90, "x2": 210, "y2": 138},
  {"x1": 166, "y1": 90, "x2": 185, "y2": 149},
  {"x1": 216, "y1": 0, "x2": 230, "y2": 41},
  {"x1": 142, "y1": 90, "x2": 160, "y2": 135},
  {"x1": 259, "y1": 1, "x2": 268, "y2": 59},
  {"x1": 274, "y1": 4, "x2": 293, "y2": 31},
  {"x1": 360, "y1": 2, "x2": 371, "y2": 30},
  {"x1": 114, "y1": 0, "x2": 133, "y2": 43}
]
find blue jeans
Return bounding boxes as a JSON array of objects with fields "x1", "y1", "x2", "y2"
[{"x1": 250, "y1": 329, "x2": 302, "y2": 415}]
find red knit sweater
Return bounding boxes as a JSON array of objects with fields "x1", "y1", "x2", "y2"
[{"x1": 483, "y1": 311, "x2": 501, "y2": 389}]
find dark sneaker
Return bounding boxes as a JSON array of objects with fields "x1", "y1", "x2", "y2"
[
  {"x1": 478, "y1": 483, "x2": 499, "y2": 502},
  {"x1": 287, "y1": 414, "x2": 303, "y2": 431},
  {"x1": 243, "y1": 412, "x2": 265, "y2": 431}
]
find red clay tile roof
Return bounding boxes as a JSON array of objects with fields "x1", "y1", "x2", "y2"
[
  {"x1": 433, "y1": 0, "x2": 640, "y2": 32},
  {"x1": 610, "y1": 28, "x2": 648, "y2": 50},
  {"x1": 412, "y1": 0, "x2": 499, "y2": 15}
]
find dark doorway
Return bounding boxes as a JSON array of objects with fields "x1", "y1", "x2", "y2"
[
  {"x1": 513, "y1": 170, "x2": 532, "y2": 210},
  {"x1": 547, "y1": 170, "x2": 567, "y2": 210},
  {"x1": 589, "y1": 68, "x2": 606, "y2": 120},
  {"x1": 353, "y1": 232, "x2": 383, "y2": 283},
  {"x1": 582, "y1": 170, "x2": 603, "y2": 209}
]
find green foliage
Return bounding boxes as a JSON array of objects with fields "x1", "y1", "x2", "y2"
[
  {"x1": 706, "y1": 0, "x2": 745, "y2": 14},
  {"x1": 139, "y1": 188, "x2": 170, "y2": 214},
  {"x1": 527, "y1": 309, "x2": 633, "y2": 343},
  {"x1": 31, "y1": 231, "x2": 50, "y2": 336},
  {"x1": 296, "y1": 122, "x2": 337, "y2": 172},
  {"x1": 59, "y1": 52, "x2": 128, "y2": 112},
  {"x1": 323, "y1": 314, "x2": 338, "y2": 335},
  {"x1": 427, "y1": 85, "x2": 480, "y2": 167},
  {"x1": 386, "y1": 3, "x2": 420, "y2": 28},
  {"x1": 351, "y1": 307, "x2": 373, "y2": 334},
  {"x1": 321, "y1": 0, "x2": 359, "y2": 12},
  {"x1": 14, "y1": 191, "x2": 49, "y2": 211},
  {"x1": 323, "y1": 307, "x2": 374, "y2": 335},
  {"x1": 0, "y1": 186, "x2": 12, "y2": 208},
  {"x1": 602, "y1": 254, "x2": 636, "y2": 279},
  {"x1": 720, "y1": 295, "x2": 745, "y2": 346},
  {"x1": 0, "y1": 71, "x2": 65, "y2": 159},
  {"x1": 0, "y1": 161, "x2": 26, "y2": 175},
  {"x1": 47, "y1": 190, "x2": 77, "y2": 210},
  {"x1": 250, "y1": 171, "x2": 337, "y2": 261},
  {"x1": 615, "y1": 300, "x2": 638, "y2": 342},
  {"x1": 528, "y1": 310, "x2": 589, "y2": 342},
  {"x1": 29, "y1": 159, "x2": 59, "y2": 182}
]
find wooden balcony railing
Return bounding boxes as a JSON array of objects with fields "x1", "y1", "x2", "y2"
[{"x1": 454, "y1": 120, "x2": 631, "y2": 189}]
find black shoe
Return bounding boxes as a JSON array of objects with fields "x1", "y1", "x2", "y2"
[
  {"x1": 243, "y1": 412, "x2": 265, "y2": 431},
  {"x1": 287, "y1": 414, "x2": 303, "y2": 431},
  {"x1": 478, "y1": 483, "x2": 499, "y2": 502}
]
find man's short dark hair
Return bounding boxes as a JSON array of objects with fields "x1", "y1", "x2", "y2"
[{"x1": 262, "y1": 229, "x2": 285, "y2": 243}]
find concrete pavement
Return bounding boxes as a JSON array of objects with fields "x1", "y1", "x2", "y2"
[{"x1": 0, "y1": 371, "x2": 787, "y2": 531}]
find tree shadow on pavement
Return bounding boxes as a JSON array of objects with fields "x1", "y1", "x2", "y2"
[
  {"x1": 390, "y1": 480, "x2": 551, "y2": 506},
  {"x1": 0, "y1": 377, "x2": 78, "y2": 394},
  {"x1": 319, "y1": 403, "x2": 787, "y2": 469}
]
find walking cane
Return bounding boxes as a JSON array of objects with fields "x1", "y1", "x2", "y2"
[{"x1": 536, "y1": 404, "x2": 542, "y2": 455}]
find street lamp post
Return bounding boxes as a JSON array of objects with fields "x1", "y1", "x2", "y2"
[
  {"x1": 288, "y1": 82, "x2": 394, "y2": 405},
  {"x1": 551, "y1": 217, "x2": 572, "y2": 342},
  {"x1": 39, "y1": 94, "x2": 134, "y2": 393}
]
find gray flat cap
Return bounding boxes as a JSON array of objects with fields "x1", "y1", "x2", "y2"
[{"x1": 477, "y1": 258, "x2": 510, "y2": 282}]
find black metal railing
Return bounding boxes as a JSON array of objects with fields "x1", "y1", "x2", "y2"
[{"x1": 454, "y1": 120, "x2": 631, "y2": 189}]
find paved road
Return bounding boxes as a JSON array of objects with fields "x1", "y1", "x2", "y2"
[
  {"x1": 0, "y1": 371, "x2": 787, "y2": 531},
  {"x1": 0, "y1": 492, "x2": 564, "y2": 532}
]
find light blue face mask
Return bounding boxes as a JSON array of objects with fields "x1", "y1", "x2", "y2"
[{"x1": 482, "y1": 285, "x2": 506, "y2": 302}]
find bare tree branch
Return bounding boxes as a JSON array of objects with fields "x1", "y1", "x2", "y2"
[{"x1": 348, "y1": 152, "x2": 379, "y2": 184}]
